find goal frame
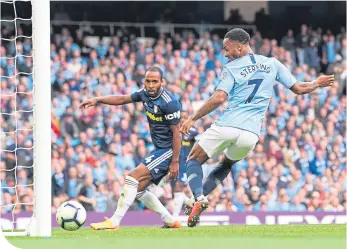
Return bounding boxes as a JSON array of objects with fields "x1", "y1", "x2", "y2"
[{"x1": 2, "y1": 0, "x2": 51, "y2": 237}]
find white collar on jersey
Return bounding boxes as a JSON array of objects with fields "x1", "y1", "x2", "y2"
[{"x1": 149, "y1": 87, "x2": 164, "y2": 100}]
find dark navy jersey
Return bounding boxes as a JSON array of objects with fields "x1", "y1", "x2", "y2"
[
  {"x1": 180, "y1": 127, "x2": 199, "y2": 159},
  {"x1": 131, "y1": 88, "x2": 181, "y2": 149}
]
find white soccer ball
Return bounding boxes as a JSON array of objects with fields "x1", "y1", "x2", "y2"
[{"x1": 56, "y1": 201, "x2": 87, "y2": 231}]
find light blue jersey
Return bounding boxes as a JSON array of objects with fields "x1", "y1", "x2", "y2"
[{"x1": 215, "y1": 54, "x2": 297, "y2": 136}]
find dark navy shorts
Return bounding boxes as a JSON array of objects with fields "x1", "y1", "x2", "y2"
[{"x1": 142, "y1": 148, "x2": 173, "y2": 185}]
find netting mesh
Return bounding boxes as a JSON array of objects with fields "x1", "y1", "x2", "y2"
[{"x1": 1, "y1": 0, "x2": 35, "y2": 231}]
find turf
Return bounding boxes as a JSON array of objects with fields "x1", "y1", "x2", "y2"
[{"x1": 7, "y1": 225, "x2": 346, "y2": 249}]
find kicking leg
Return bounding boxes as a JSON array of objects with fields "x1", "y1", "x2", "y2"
[
  {"x1": 91, "y1": 164, "x2": 151, "y2": 230},
  {"x1": 185, "y1": 143, "x2": 209, "y2": 227},
  {"x1": 186, "y1": 127, "x2": 258, "y2": 227},
  {"x1": 186, "y1": 143, "x2": 209, "y2": 201},
  {"x1": 184, "y1": 156, "x2": 238, "y2": 216},
  {"x1": 203, "y1": 156, "x2": 238, "y2": 196}
]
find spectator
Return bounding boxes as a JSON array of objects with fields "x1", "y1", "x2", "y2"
[
  {"x1": 296, "y1": 24, "x2": 310, "y2": 66},
  {"x1": 281, "y1": 29, "x2": 296, "y2": 56},
  {"x1": 52, "y1": 164, "x2": 66, "y2": 197},
  {"x1": 67, "y1": 167, "x2": 79, "y2": 198},
  {"x1": 290, "y1": 196, "x2": 307, "y2": 211},
  {"x1": 60, "y1": 112, "x2": 80, "y2": 138},
  {"x1": 310, "y1": 150, "x2": 328, "y2": 176},
  {"x1": 95, "y1": 184, "x2": 108, "y2": 212},
  {"x1": 78, "y1": 174, "x2": 96, "y2": 211}
]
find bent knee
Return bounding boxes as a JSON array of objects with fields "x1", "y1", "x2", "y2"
[
  {"x1": 129, "y1": 164, "x2": 151, "y2": 182},
  {"x1": 127, "y1": 172, "x2": 140, "y2": 182}
]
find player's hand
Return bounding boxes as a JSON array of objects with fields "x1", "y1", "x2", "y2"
[
  {"x1": 79, "y1": 98, "x2": 98, "y2": 110},
  {"x1": 316, "y1": 75, "x2": 335, "y2": 88},
  {"x1": 168, "y1": 161, "x2": 179, "y2": 180},
  {"x1": 180, "y1": 118, "x2": 195, "y2": 135}
]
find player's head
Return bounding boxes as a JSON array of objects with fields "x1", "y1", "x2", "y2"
[
  {"x1": 223, "y1": 28, "x2": 250, "y2": 60},
  {"x1": 144, "y1": 66, "x2": 163, "y2": 98}
]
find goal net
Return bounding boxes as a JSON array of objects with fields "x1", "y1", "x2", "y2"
[{"x1": 0, "y1": 0, "x2": 51, "y2": 237}]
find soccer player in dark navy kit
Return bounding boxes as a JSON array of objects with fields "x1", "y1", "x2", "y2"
[
  {"x1": 80, "y1": 66, "x2": 182, "y2": 230},
  {"x1": 172, "y1": 112, "x2": 199, "y2": 217}
]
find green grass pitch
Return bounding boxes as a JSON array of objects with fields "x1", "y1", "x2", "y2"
[{"x1": 7, "y1": 225, "x2": 346, "y2": 249}]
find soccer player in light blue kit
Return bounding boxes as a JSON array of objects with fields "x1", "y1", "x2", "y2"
[{"x1": 180, "y1": 28, "x2": 335, "y2": 227}]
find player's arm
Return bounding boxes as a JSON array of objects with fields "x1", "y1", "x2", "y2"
[
  {"x1": 170, "y1": 123, "x2": 182, "y2": 170},
  {"x1": 169, "y1": 123, "x2": 181, "y2": 179},
  {"x1": 180, "y1": 67, "x2": 233, "y2": 135},
  {"x1": 290, "y1": 75, "x2": 335, "y2": 95},
  {"x1": 192, "y1": 67, "x2": 233, "y2": 121},
  {"x1": 190, "y1": 90, "x2": 228, "y2": 122},
  {"x1": 95, "y1": 95, "x2": 134, "y2": 105},
  {"x1": 79, "y1": 89, "x2": 143, "y2": 109},
  {"x1": 165, "y1": 101, "x2": 182, "y2": 179},
  {"x1": 274, "y1": 58, "x2": 334, "y2": 95},
  {"x1": 79, "y1": 95, "x2": 133, "y2": 109}
]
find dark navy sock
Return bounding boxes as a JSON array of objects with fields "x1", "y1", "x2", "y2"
[
  {"x1": 186, "y1": 159, "x2": 203, "y2": 199},
  {"x1": 203, "y1": 157, "x2": 234, "y2": 196}
]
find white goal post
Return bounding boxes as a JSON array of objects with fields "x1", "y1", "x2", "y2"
[{"x1": 1, "y1": 0, "x2": 51, "y2": 237}]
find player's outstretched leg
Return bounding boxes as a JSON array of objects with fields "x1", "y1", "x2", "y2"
[
  {"x1": 136, "y1": 190, "x2": 180, "y2": 229},
  {"x1": 185, "y1": 156, "x2": 238, "y2": 216},
  {"x1": 203, "y1": 156, "x2": 237, "y2": 195},
  {"x1": 90, "y1": 165, "x2": 151, "y2": 230},
  {"x1": 185, "y1": 144, "x2": 209, "y2": 227}
]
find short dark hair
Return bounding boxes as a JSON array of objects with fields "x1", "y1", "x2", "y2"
[
  {"x1": 224, "y1": 28, "x2": 250, "y2": 44},
  {"x1": 145, "y1": 66, "x2": 163, "y2": 80}
]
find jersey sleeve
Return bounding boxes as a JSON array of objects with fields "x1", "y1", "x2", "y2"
[
  {"x1": 163, "y1": 100, "x2": 181, "y2": 125},
  {"x1": 274, "y1": 58, "x2": 297, "y2": 89},
  {"x1": 130, "y1": 88, "x2": 144, "y2": 102},
  {"x1": 216, "y1": 66, "x2": 235, "y2": 97}
]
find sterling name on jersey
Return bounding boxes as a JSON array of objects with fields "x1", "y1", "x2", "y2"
[
  {"x1": 216, "y1": 54, "x2": 297, "y2": 136},
  {"x1": 131, "y1": 88, "x2": 181, "y2": 149}
]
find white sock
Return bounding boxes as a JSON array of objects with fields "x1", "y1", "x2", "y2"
[
  {"x1": 183, "y1": 193, "x2": 190, "y2": 204},
  {"x1": 137, "y1": 190, "x2": 174, "y2": 224},
  {"x1": 173, "y1": 192, "x2": 185, "y2": 216},
  {"x1": 110, "y1": 176, "x2": 139, "y2": 226},
  {"x1": 196, "y1": 195, "x2": 207, "y2": 202}
]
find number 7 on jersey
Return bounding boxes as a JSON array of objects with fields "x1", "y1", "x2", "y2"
[{"x1": 245, "y1": 79, "x2": 264, "y2": 104}]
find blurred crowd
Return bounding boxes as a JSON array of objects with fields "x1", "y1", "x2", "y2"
[{"x1": 0, "y1": 24, "x2": 346, "y2": 215}]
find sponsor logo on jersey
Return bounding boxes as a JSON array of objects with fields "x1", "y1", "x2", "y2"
[
  {"x1": 154, "y1": 105, "x2": 158, "y2": 113},
  {"x1": 164, "y1": 111, "x2": 181, "y2": 120},
  {"x1": 146, "y1": 111, "x2": 163, "y2": 122}
]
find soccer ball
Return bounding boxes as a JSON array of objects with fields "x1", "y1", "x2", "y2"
[{"x1": 56, "y1": 201, "x2": 87, "y2": 231}]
